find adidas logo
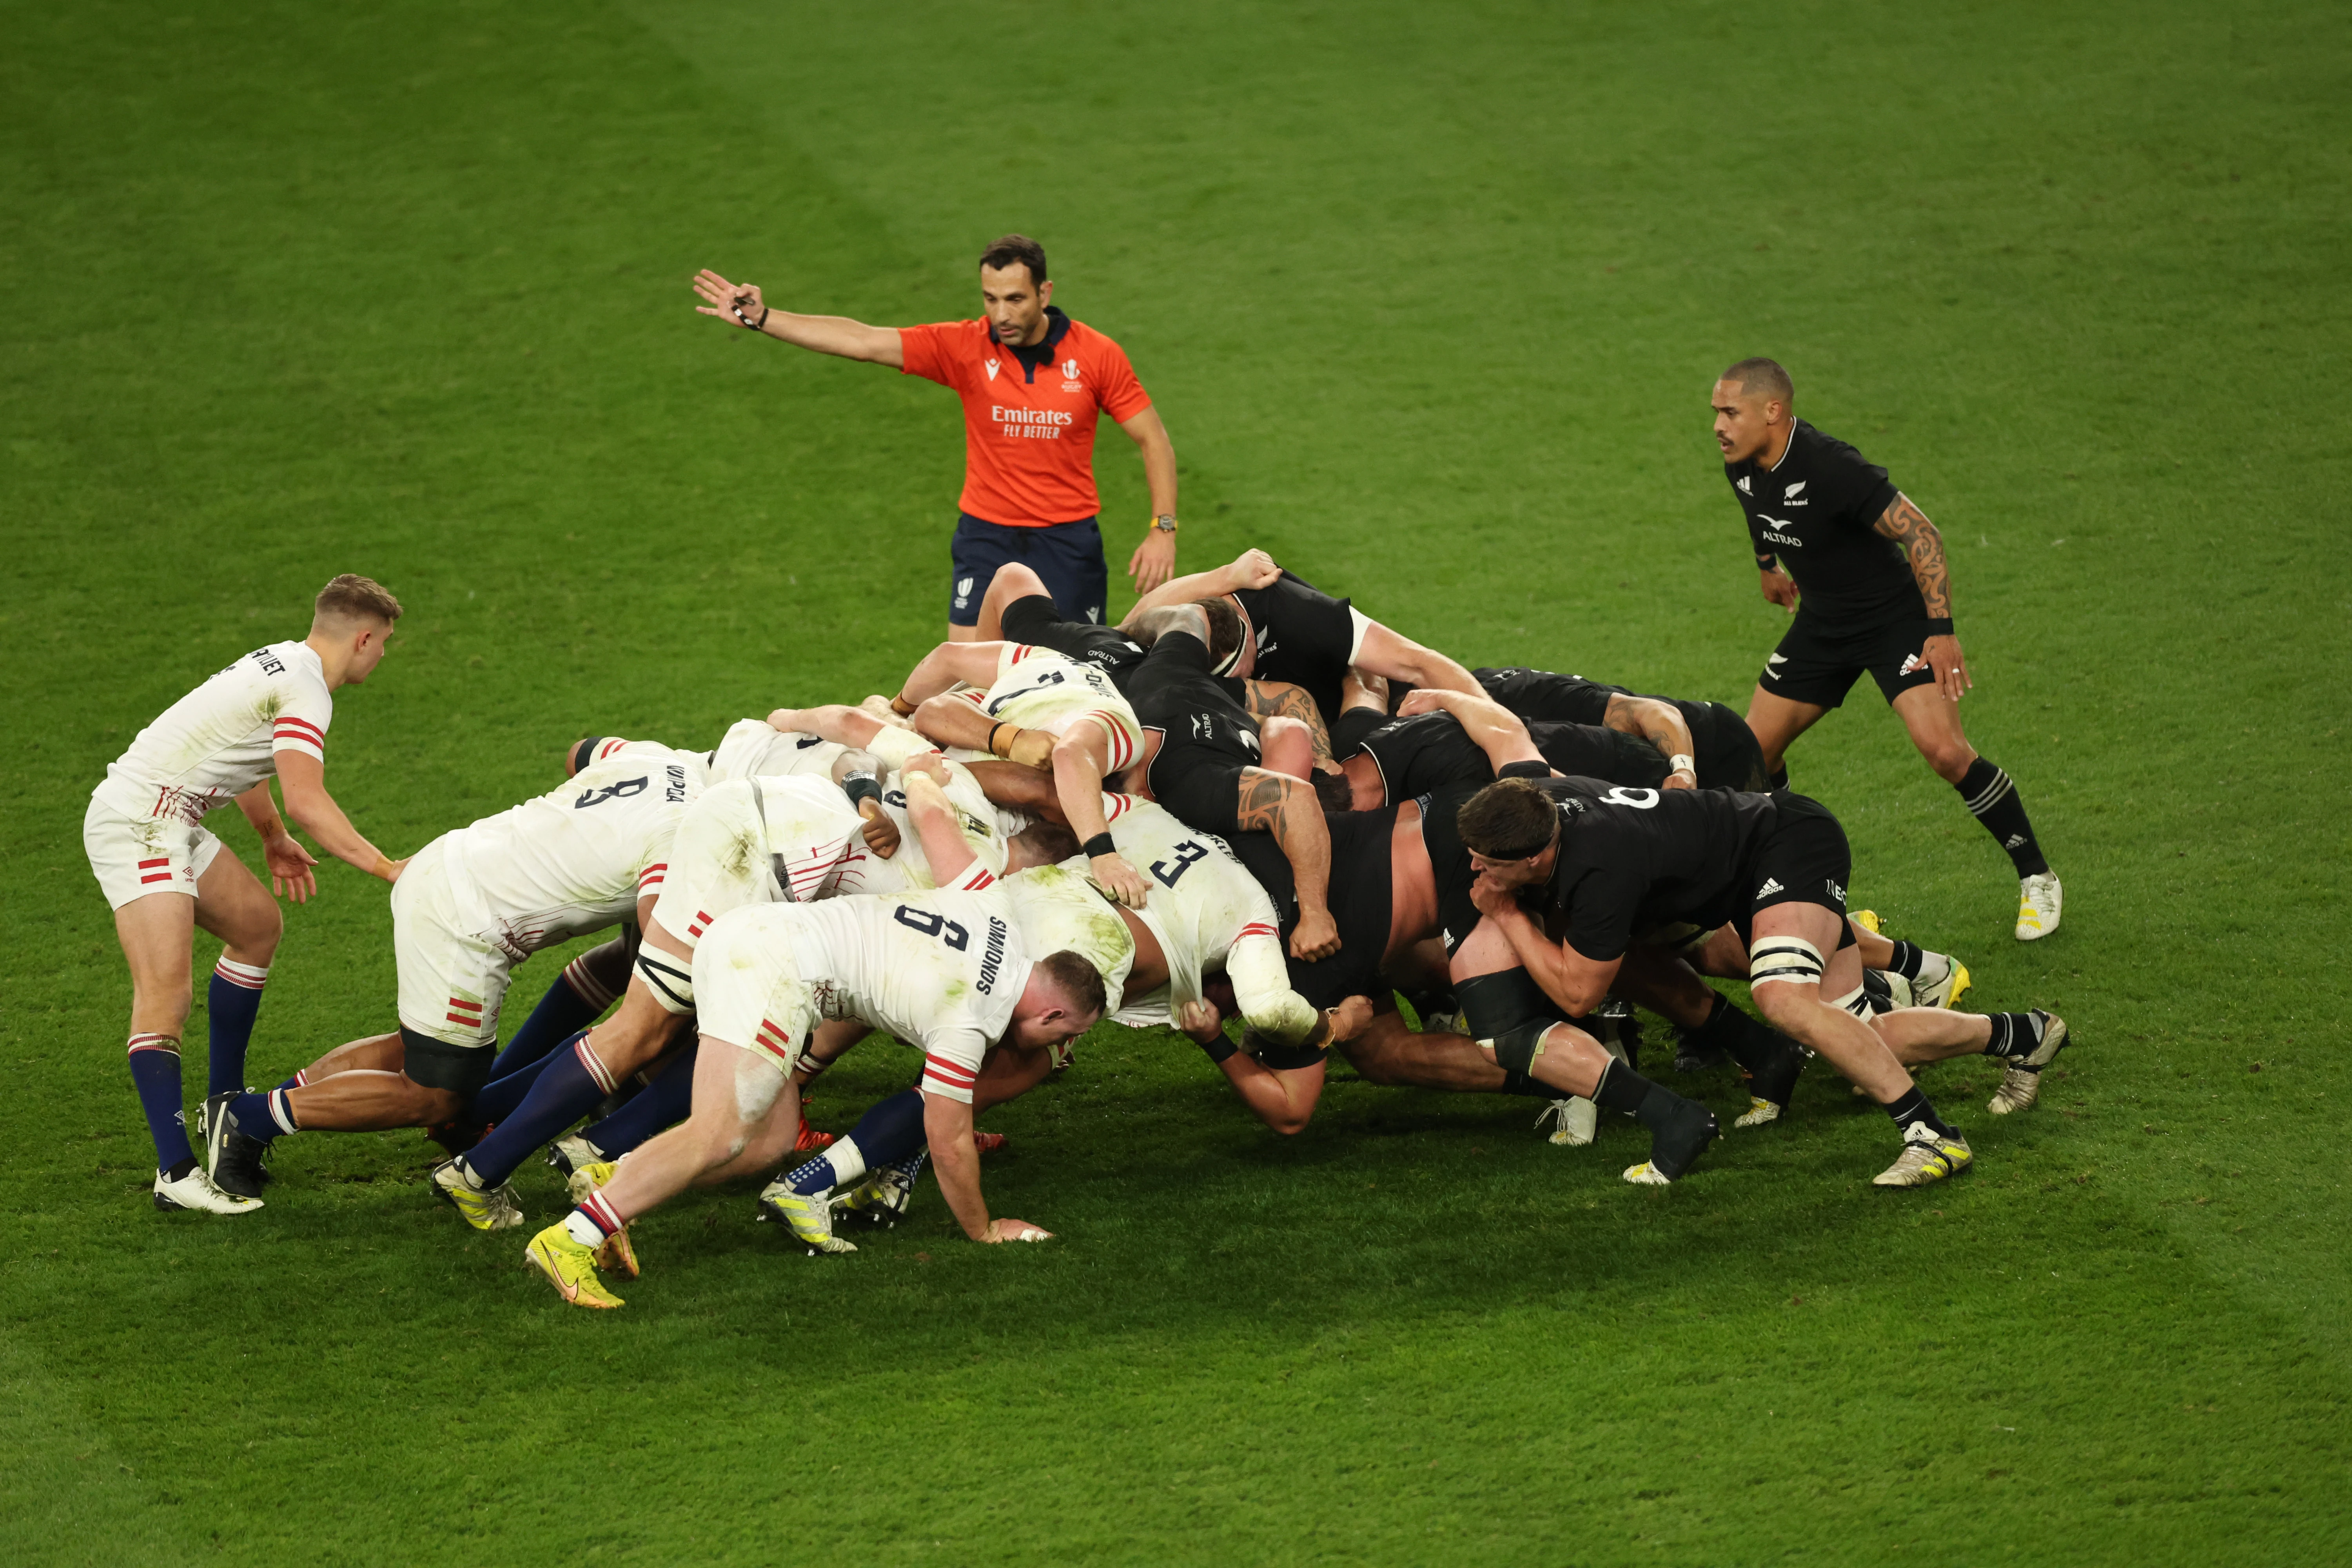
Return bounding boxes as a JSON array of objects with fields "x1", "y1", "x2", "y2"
[
  {"x1": 2004, "y1": 833, "x2": 2028, "y2": 849},
  {"x1": 1756, "y1": 877, "x2": 1784, "y2": 898},
  {"x1": 1900, "y1": 653, "x2": 1929, "y2": 676},
  {"x1": 1737, "y1": 475, "x2": 1753, "y2": 495}
]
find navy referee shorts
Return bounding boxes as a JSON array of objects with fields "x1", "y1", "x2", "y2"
[{"x1": 949, "y1": 514, "x2": 1107, "y2": 629}]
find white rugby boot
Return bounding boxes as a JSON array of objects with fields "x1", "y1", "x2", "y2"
[{"x1": 2015, "y1": 872, "x2": 2062, "y2": 941}]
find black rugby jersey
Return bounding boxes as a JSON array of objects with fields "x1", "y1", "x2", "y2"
[
  {"x1": 1355, "y1": 711, "x2": 1666, "y2": 802},
  {"x1": 1424, "y1": 776, "x2": 1777, "y2": 962},
  {"x1": 1229, "y1": 570, "x2": 1356, "y2": 724},
  {"x1": 1725, "y1": 420, "x2": 1919, "y2": 624}
]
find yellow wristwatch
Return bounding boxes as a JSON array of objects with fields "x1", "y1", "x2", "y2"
[{"x1": 1150, "y1": 514, "x2": 1179, "y2": 533}]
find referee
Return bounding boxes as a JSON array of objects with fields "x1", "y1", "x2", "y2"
[
  {"x1": 1711, "y1": 358, "x2": 2062, "y2": 941},
  {"x1": 693, "y1": 235, "x2": 1181, "y2": 639}
]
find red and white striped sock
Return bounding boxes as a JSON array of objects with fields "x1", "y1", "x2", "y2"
[
  {"x1": 563, "y1": 1190, "x2": 626, "y2": 1247},
  {"x1": 212, "y1": 957, "x2": 270, "y2": 992}
]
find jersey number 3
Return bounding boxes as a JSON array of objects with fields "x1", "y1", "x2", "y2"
[{"x1": 1151, "y1": 840, "x2": 1210, "y2": 888}]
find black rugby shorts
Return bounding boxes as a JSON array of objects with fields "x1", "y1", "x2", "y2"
[{"x1": 1759, "y1": 612, "x2": 1940, "y2": 709}]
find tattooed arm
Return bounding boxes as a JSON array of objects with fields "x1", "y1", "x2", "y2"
[
  {"x1": 1872, "y1": 491, "x2": 1973, "y2": 700},
  {"x1": 1597, "y1": 694, "x2": 1698, "y2": 788},
  {"x1": 1235, "y1": 766, "x2": 1341, "y2": 961},
  {"x1": 1241, "y1": 679, "x2": 1333, "y2": 765}
]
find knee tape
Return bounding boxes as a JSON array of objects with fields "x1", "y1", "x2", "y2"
[
  {"x1": 1830, "y1": 983, "x2": 1871, "y2": 1019},
  {"x1": 1456, "y1": 969, "x2": 1570, "y2": 1074},
  {"x1": 1748, "y1": 936, "x2": 1824, "y2": 989},
  {"x1": 634, "y1": 949, "x2": 696, "y2": 1016},
  {"x1": 1488, "y1": 1020, "x2": 1554, "y2": 1074}
]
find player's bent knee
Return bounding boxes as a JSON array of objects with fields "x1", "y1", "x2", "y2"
[
  {"x1": 633, "y1": 948, "x2": 695, "y2": 1016},
  {"x1": 1456, "y1": 969, "x2": 1569, "y2": 1073}
]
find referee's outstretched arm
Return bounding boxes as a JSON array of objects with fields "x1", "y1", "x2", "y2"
[{"x1": 691, "y1": 269, "x2": 904, "y2": 367}]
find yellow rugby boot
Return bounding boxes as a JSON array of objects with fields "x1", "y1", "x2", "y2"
[{"x1": 524, "y1": 1223, "x2": 625, "y2": 1309}]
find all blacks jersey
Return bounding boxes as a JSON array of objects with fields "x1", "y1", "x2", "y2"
[{"x1": 1724, "y1": 419, "x2": 1919, "y2": 624}]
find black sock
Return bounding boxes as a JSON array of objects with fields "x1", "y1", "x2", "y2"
[
  {"x1": 1498, "y1": 1069, "x2": 1557, "y2": 1100},
  {"x1": 1884, "y1": 940, "x2": 1924, "y2": 980},
  {"x1": 163, "y1": 1155, "x2": 199, "y2": 1182},
  {"x1": 1592, "y1": 1059, "x2": 1686, "y2": 1131},
  {"x1": 1954, "y1": 757, "x2": 2049, "y2": 877},
  {"x1": 1767, "y1": 764, "x2": 1789, "y2": 790},
  {"x1": 1982, "y1": 1012, "x2": 2045, "y2": 1060},
  {"x1": 1882, "y1": 1087, "x2": 1955, "y2": 1140},
  {"x1": 1681, "y1": 994, "x2": 1778, "y2": 1074}
]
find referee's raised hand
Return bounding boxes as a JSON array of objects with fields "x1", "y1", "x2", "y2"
[{"x1": 692, "y1": 269, "x2": 764, "y2": 329}]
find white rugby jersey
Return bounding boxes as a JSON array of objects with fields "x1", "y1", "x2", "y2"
[
  {"x1": 954, "y1": 645, "x2": 1141, "y2": 773},
  {"x1": 995, "y1": 859, "x2": 1137, "y2": 1013},
  {"x1": 439, "y1": 745, "x2": 707, "y2": 957},
  {"x1": 779, "y1": 887, "x2": 1032, "y2": 1103},
  {"x1": 707, "y1": 774, "x2": 871, "y2": 914},
  {"x1": 837, "y1": 759, "x2": 1018, "y2": 898},
  {"x1": 708, "y1": 719, "x2": 847, "y2": 785},
  {"x1": 1099, "y1": 795, "x2": 1314, "y2": 1043},
  {"x1": 93, "y1": 641, "x2": 333, "y2": 824}
]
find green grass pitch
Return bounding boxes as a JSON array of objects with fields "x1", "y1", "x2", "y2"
[{"x1": 4, "y1": 1, "x2": 2348, "y2": 1561}]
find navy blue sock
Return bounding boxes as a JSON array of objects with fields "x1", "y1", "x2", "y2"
[
  {"x1": 225, "y1": 1087, "x2": 298, "y2": 1143},
  {"x1": 205, "y1": 958, "x2": 269, "y2": 1097},
  {"x1": 576, "y1": 1044, "x2": 699, "y2": 1160},
  {"x1": 462, "y1": 1038, "x2": 612, "y2": 1187},
  {"x1": 471, "y1": 1033, "x2": 581, "y2": 1125},
  {"x1": 127, "y1": 1034, "x2": 195, "y2": 1175},
  {"x1": 490, "y1": 971, "x2": 607, "y2": 1082},
  {"x1": 843, "y1": 1090, "x2": 929, "y2": 1167}
]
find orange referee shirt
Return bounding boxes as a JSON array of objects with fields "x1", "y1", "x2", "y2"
[{"x1": 899, "y1": 307, "x2": 1153, "y2": 527}]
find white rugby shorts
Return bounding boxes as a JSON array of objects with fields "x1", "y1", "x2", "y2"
[
  {"x1": 690, "y1": 904, "x2": 818, "y2": 1069},
  {"x1": 990, "y1": 686, "x2": 1143, "y2": 774},
  {"x1": 84, "y1": 795, "x2": 225, "y2": 909},
  {"x1": 390, "y1": 836, "x2": 514, "y2": 1049}
]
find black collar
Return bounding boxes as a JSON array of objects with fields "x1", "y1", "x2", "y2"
[{"x1": 991, "y1": 307, "x2": 1073, "y2": 380}]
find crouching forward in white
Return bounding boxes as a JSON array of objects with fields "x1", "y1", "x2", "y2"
[{"x1": 524, "y1": 888, "x2": 1108, "y2": 1308}]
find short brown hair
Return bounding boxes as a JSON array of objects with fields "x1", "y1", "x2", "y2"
[
  {"x1": 1012, "y1": 818, "x2": 1080, "y2": 865},
  {"x1": 314, "y1": 573, "x2": 403, "y2": 625},
  {"x1": 1722, "y1": 357, "x2": 1793, "y2": 407},
  {"x1": 1034, "y1": 949, "x2": 1107, "y2": 1018},
  {"x1": 979, "y1": 234, "x2": 1049, "y2": 287},
  {"x1": 1456, "y1": 778, "x2": 1560, "y2": 860}
]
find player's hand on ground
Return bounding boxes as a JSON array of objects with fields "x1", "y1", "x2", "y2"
[
  {"x1": 691, "y1": 269, "x2": 763, "y2": 327},
  {"x1": 263, "y1": 831, "x2": 319, "y2": 903},
  {"x1": 1290, "y1": 906, "x2": 1341, "y2": 962},
  {"x1": 983, "y1": 1217, "x2": 1052, "y2": 1243},
  {"x1": 857, "y1": 800, "x2": 901, "y2": 858},
  {"x1": 1128, "y1": 530, "x2": 1176, "y2": 596},
  {"x1": 1759, "y1": 568, "x2": 1800, "y2": 611},
  {"x1": 1091, "y1": 851, "x2": 1152, "y2": 909},
  {"x1": 1924, "y1": 633, "x2": 1972, "y2": 701},
  {"x1": 1327, "y1": 994, "x2": 1376, "y2": 1043},
  {"x1": 1227, "y1": 548, "x2": 1280, "y2": 590},
  {"x1": 1176, "y1": 997, "x2": 1225, "y2": 1044}
]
